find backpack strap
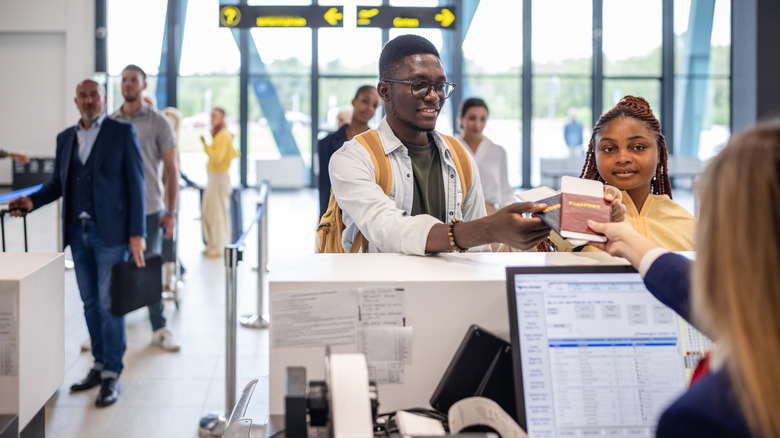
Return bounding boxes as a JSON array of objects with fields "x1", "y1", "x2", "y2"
[
  {"x1": 441, "y1": 135, "x2": 472, "y2": 209},
  {"x1": 354, "y1": 130, "x2": 392, "y2": 195},
  {"x1": 347, "y1": 130, "x2": 392, "y2": 252}
]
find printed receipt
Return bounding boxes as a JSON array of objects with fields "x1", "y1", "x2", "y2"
[
  {"x1": 0, "y1": 290, "x2": 18, "y2": 377},
  {"x1": 358, "y1": 287, "x2": 405, "y2": 326},
  {"x1": 358, "y1": 288, "x2": 411, "y2": 384},
  {"x1": 270, "y1": 289, "x2": 359, "y2": 348}
]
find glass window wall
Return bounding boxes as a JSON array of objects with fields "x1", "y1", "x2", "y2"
[{"x1": 530, "y1": 0, "x2": 592, "y2": 187}]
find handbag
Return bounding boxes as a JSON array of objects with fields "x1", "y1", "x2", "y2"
[{"x1": 111, "y1": 253, "x2": 163, "y2": 316}]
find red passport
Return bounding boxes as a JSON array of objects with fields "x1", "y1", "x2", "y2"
[{"x1": 559, "y1": 176, "x2": 609, "y2": 242}]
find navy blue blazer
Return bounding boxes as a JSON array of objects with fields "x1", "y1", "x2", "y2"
[
  {"x1": 29, "y1": 116, "x2": 146, "y2": 248},
  {"x1": 645, "y1": 253, "x2": 752, "y2": 438}
]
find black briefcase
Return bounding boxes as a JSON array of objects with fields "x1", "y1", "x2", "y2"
[{"x1": 111, "y1": 253, "x2": 163, "y2": 316}]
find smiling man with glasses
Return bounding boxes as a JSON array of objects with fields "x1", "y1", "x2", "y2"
[{"x1": 329, "y1": 34, "x2": 624, "y2": 255}]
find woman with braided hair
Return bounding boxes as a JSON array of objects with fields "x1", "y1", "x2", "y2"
[{"x1": 553, "y1": 95, "x2": 696, "y2": 252}]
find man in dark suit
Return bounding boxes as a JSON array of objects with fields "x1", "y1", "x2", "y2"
[{"x1": 10, "y1": 78, "x2": 146, "y2": 407}]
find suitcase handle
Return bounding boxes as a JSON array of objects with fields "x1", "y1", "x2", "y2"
[{"x1": 0, "y1": 208, "x2": 28, "y2": 252}]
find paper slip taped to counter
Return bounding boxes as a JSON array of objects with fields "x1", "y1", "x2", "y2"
[{"x1": 270, "y1": 287, "x2": 407, "y2": 348}]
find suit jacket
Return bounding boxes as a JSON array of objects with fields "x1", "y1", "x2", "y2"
[
  {"x1": 645, "y1": 253, "x2": 751, "y2": 438},
  {"x1": 29, "y1": 116, "x2": 146, "y2": 247}
]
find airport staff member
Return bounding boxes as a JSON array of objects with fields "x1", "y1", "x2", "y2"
[
  {"x1": 329, "y1": 34, "x2": 624, "y2": 254},
  {"x1": 10, "y1": 79, "x2": 146, "y2": 407}
]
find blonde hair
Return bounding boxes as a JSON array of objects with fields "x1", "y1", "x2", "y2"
[
  {"x1": 693, "y1": 119, "x2": 780, "y2": 438},
  {"x1": 162, "y1": 107, "x2": 182, "y2": 140}
]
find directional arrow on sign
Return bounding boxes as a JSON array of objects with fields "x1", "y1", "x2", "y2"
[
  {"x1": 323, "y1": 7, "x2": 343, "y2": 26},
  {"x1": 435, "y1": 8, "x2": 455, "y2": 27},
  {"x1": 357, "y1": 8, "x2": 379, "y2": 26}
]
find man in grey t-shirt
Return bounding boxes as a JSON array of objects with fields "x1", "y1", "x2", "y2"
[{"x1": 112, "y1": 64, "x2": 181, "y2": 352}]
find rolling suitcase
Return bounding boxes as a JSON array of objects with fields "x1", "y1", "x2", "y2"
[{"x1": 0, "y1": 208, "x2": 28, "y2": 252}]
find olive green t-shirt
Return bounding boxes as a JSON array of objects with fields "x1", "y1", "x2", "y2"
[{"x1": 405, "y1": 137, "x2": 446, "y2": 223}]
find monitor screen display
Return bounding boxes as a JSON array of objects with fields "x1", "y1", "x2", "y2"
[{"x1": 506, "y1": 266, "x2": 712, "y2": 438}]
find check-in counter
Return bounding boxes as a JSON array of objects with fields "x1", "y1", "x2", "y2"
[
  {"x1": 268, "y1": 252, "x2": 629, "y2": 415},
  {"x1": 0, "y1": 253, "x2": 64, "y2": 437}
]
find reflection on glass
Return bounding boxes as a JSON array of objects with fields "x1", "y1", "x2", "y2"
[
  {"x1": 464, "y1": 0, "x2": 522, "y2": 75},
  {"x1": 532, "y1": 0, "x2": 591, "y2": 74},
  {"x1": 603, "y1": 79, "x2": 660, "y2": 118},
  {"x1": 674, "y1": 0, "x2": 730, "y2": 160},
  {"x1": 603, "y1": 0, "x2": 662, "y2": 76},
  {"x1": 248, "y1": 75, "x2": 311, "y2": 153},
  {"x1": 180, "y1": 0, "x2": 240, "y2": 75},
  {"x1": 250, "y1": 29, "x2": 312, "y2": 73},
  {"x1": 318, "y1": 28, "x2": 381, "y2": 75},
  {"x1": 531, "y1": 75, "x2": 591, "y2": 188},
  {"x1": 461, "y1": 77, "x2": 522, "y2": 187},
  {"x1": 107, "y1": 0, "x2": 166, "y2": 74},
  {"x1": 530, "y1": 76, "x2": 592, "y2": 187},
  {"x1": 674, "y1": 78, "x2": 730, "y2": 160}
]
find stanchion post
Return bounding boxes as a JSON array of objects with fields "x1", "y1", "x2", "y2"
[
  {"x1": 199, "y1": 244, "x2": 241, "y2": 437},
  {"x1": 240, "y1": 182, "x2": 270, "y2": 329},
  {"x1": 262, "y1": 186, "x2": 269, "y2": 273}
]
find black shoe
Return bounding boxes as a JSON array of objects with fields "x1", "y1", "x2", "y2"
[
  {"x1": 95, "y1": 377, "x2": 120, "y2": 407},
  {"x1": 70, "y1": 368, "x2": 102, "y2": 392}
]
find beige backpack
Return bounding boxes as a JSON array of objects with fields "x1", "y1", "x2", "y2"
[{"x1": 317, "y1": 129, "x2": 472, "y2": 253}]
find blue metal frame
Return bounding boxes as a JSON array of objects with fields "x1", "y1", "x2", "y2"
[{"x1": 674, "y1": 0, "x2": 715, "y2": 157}]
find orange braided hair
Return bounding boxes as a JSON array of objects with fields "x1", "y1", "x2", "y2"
[{"x1": 579, "y1": 95, "x2": 672, "y2": 198}]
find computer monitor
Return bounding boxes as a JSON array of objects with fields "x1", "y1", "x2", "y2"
[{"x1": 506, "y1": 265, "x2": 712, "y2": 438}]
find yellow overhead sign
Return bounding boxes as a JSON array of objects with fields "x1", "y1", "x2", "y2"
[
  {"x1": 218, "y1": 5, "x2": 344, "y2": 28},
  {"x1": 356, "y1": 6, "x2": 457, "y2": 29}
]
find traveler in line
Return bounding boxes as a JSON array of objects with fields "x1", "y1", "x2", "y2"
[
  {"x1": 10, "y1": 79, "x2": 146, "y2": 407},
  {"x1": 318, "y1": 85, "x2": 379, "y2": 218},
  {"x1": 112, "y1": 64, "x2": 181, "y2": 352}
]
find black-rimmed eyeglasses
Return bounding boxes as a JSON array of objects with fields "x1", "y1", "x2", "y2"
[{"x1": 383, "y1": 79, "x2": 456, "y2": 99}]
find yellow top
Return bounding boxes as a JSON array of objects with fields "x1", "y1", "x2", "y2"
[
  {"x1": 552, "y1": 191, "x2": 697, "y2": 252},
  {"x1": 204, "y1": 128, "x2": 239, "y2": 173}
]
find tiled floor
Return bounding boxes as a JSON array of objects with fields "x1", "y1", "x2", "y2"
[
  {"x1": 5, "y1": 180, "x2": 695, "y2": 438},
  {"x1": 35, "y1": 186, "x2": 321, "y2": 438}
]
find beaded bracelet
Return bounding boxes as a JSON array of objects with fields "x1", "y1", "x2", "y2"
[{"x1": 448, "y1": 219, "x2": 467, "y2": 253}]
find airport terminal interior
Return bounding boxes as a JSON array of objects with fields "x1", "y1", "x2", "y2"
[{"x1": 1, "y1": 0, "x2": 779, "y2": 437}]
